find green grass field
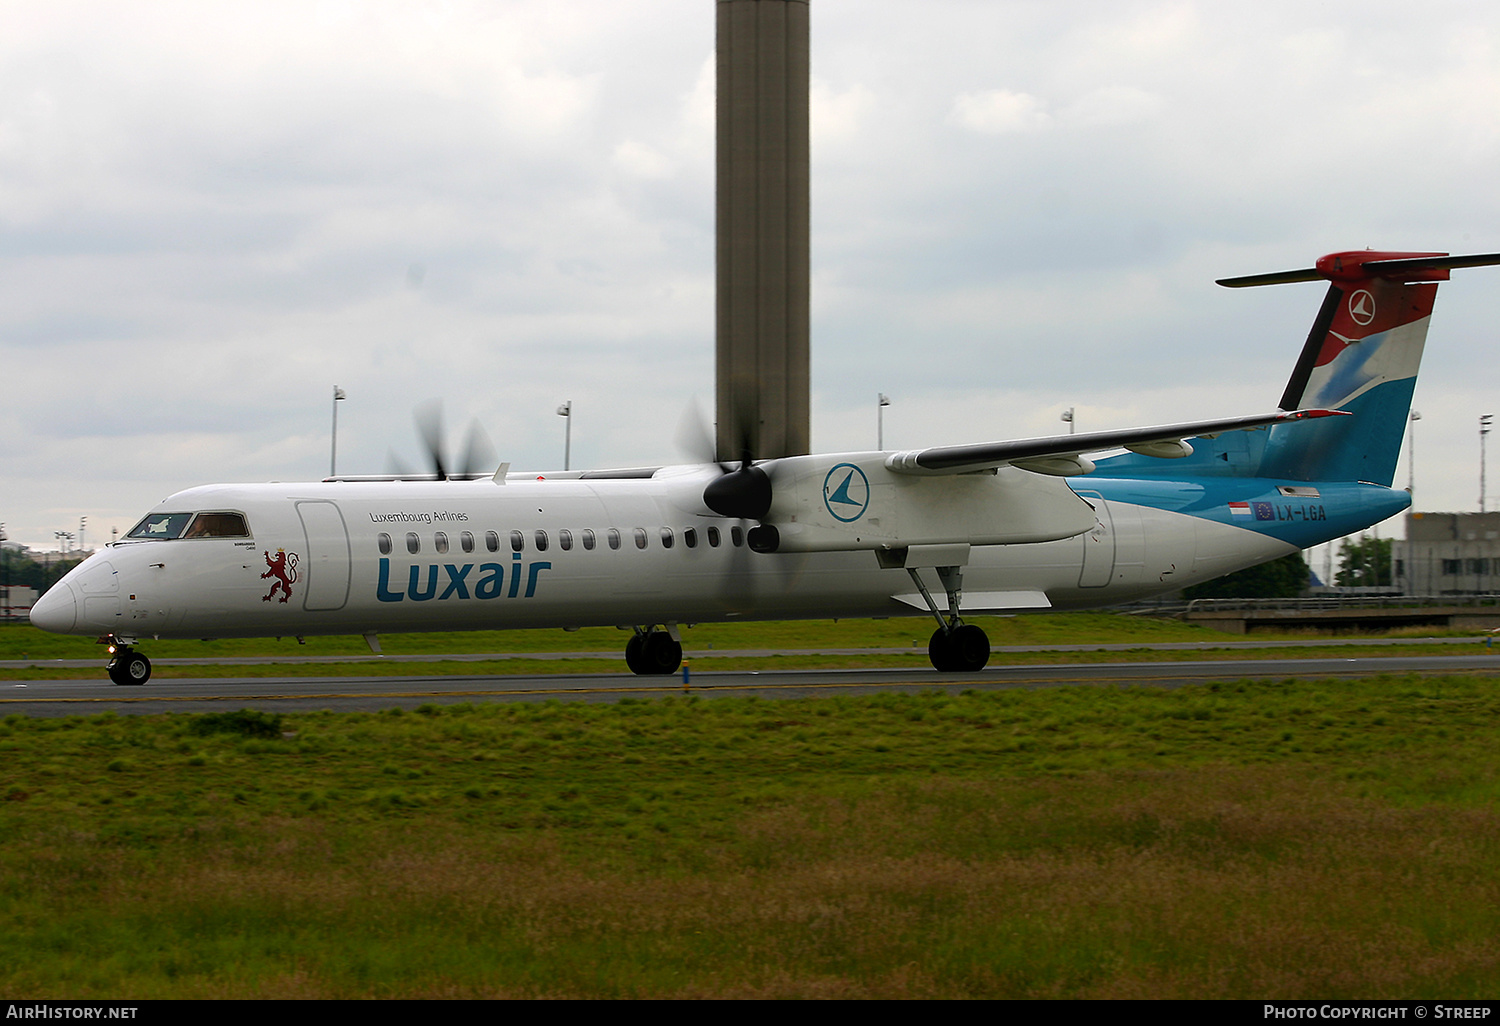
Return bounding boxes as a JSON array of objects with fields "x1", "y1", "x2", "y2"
[{"x1": 3, "y1": 673, "x2": 1499, "y2": 998}]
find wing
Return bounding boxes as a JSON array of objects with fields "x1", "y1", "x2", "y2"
[{"x1": 882, "y1": 409, "x2": 1347, "y2": 477}]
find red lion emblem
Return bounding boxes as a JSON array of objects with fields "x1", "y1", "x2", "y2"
[{"x1": 261, "y1": 549, "x2": 300, "y2": 603}]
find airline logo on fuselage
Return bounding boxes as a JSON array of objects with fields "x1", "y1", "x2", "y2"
[
  {"x1": 376, "y1": 555, "x2": 551, "y2": 602},
  {"x1": 824, "y1": 463, "x2": 871, "y2": 523},
  {"x1": 262, "y1": 549, "x2": 299, "y2": 603}
]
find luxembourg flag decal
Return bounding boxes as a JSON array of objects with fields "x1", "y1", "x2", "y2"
[{"x1": 1229, "y1": 502, "x2": 1252, "y2": 517}]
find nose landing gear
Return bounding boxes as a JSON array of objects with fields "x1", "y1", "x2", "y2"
[{"x1": 105, "y1": 638, "x2": 152, "y2": 685}]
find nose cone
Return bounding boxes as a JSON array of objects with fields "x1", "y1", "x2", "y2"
[{"x1": 29, "y1": 583, "x2": 78, "y2": 634}]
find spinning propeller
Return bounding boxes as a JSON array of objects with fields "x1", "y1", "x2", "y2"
[
  {"x1": 675, "y1": 401, "x2": 772, "y2": 520},
  {"x1": 387, "y1": 399, "x2": 497, "y2": 480},
  {"x1": 676, "y1": 400, "x2": 779, "y2": 550}
]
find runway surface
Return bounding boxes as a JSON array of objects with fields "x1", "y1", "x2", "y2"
[
  {"x1": 5, "y1": 652, "x2": 1500, "y2": 716},
  {"x1": 1, "y1": 633, "x2": 1492, "y2": 672}
]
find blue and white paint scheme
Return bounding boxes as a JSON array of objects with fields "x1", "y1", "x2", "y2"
[{"x1": 29, "y1": 250, "x2": 1500, "y2": 682}]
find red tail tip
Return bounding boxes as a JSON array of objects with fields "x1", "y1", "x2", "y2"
[{"x1": 1315, "y1": 250, "x2": 1449, "y2": 283}]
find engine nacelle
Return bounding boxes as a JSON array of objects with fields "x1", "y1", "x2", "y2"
[{"x1": 754, "y1": 453, "x2": 1097, "y2": 553}]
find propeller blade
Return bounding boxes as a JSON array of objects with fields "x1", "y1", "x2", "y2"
[
  {"x1": 674, "y1": 399, "x2": 719, "y2": 467},
  {"x1": 385, "y1": 448, "x2": 416, "y2": 477},
  {"x1": 459, "y1": 420, "x2": 497, "y2": 478},
  {"x1": 414, "y1": 399, "x2": 448, "y2": 479}
]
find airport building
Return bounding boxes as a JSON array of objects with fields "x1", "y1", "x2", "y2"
[
  {"x1": 2, "y1": 585, "x2": 38, "y2": 622},
  {"x1": 1399, "y1": 511, "x2": 1500, "y2": 595}
]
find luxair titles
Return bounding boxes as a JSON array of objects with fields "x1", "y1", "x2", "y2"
[{"x1": 369, "y1": 510, "x2": 551, "y2": 602}]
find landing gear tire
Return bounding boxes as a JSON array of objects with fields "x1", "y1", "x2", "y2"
[
  {"x1": 928, "y1": 624, "x2": 989, "y2": 673},
  {"x1": 624, "y1": 631, "x2": 682, "y2": 676},
  {"x1": 643, "y1": 633, "x2": 683, "y2": 675},
  {"x1": 107, "y1": 649, "x2": 152, "y2": 686},
  {"x1": 624, "y1": 634, "x2": 646, "y2": 675},
  {"x1": 928, "y1": 628, "x2": 955, "y2": 673}
]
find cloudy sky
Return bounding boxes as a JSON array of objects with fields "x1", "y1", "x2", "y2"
[{"x1": 3, "y1": 0, "x2": 1497, "y2": 559}]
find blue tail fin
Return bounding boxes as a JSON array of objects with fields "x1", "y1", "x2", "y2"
[
  {"x1": 1256, "y1": 252, "x2": 1439, "y2": 485},
  {"x1": 1096, "y1": 250, "x2": 1500, "y2": 485}
]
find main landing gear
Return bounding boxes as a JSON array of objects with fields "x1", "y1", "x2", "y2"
[
  {"x1": 908, "y1": 565, "x2": 991, "y2": 673},
  {"x1": 624, "y1": 626, "x2": 683, "y2": 676},
  {"x1": 928, "y1": 622, "x2": 991, "y2": 673},
  {"x1": 105, "y1": 637, "x2": 152, "y2": 686}
]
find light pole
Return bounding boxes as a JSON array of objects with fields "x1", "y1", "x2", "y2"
[
  {"x1": 1061, "y1": 407, "x2": 1075, "y2": 434},
  {"x1": 330, "y1": 386, "x2": 347, "y2": 478},
  {"x1": 557, "y1": 401, "x2": 572, "y2": 471},
  {"x1": 1407, "y1": 410, "x2": 1421, "y2": 493},
  {"x1": 1407, "y1": 410, "x2": 1420, "y2": 595},
  {"x1": 79, "y1": 516, "x2": 87, "y2": 554},
  {"x1": 1482, "y1": 414, "x2": 1494, "y2": 513},
  {"x1": 877, "y1": 394, "x2": 890, "y2": 450}
]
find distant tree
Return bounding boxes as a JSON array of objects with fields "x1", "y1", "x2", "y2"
[
  {"x1": 1335, "y1": 536, "x2": 1393, "y2": 588},
  {"x1": 0, "y1": 549, "x2": 83, "y2": 595},
  {"x1": 1183, "y1": 552, "x2": 1309, "y2": 599}
]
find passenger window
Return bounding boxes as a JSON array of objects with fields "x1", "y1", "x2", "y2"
[
  {"x1": 434, "y1": 532, "x2": 449, "y2": 554},
  {"x1": 683, "y1": 527, "x2": 697, "y2": 549},
  {"x1": 460, "y1": 531, "x2": 475, "y2": 553},
  {"x1": 731, "y1": 525, "x2": 744, "y2": 547},
  {"x1": 707, "y1": 526, "x2": 721, "y2": 547},
  {"x1": 634, "y1": 528, "x2": 648, "y2": 550},
  {"x1": 510, "y1": 530, "x2": 524, "y2": 552},
  {"x1": 485, "y1": 531, "x2": 500, "y2": 553},
  {"x1": 183, "y1": 512, "x2": 251, "y2": 538},
  {"x1": 559, "y1": 529, "x2": 573, "y2": 551},
  {"x1": 581, "y1": 529, "x2": 595, "y2": 551},
  {"x1": 534, "y1": 530, "x2": 549, "y2": 552},
  {"x1": 608, "y1": 529, "x2": 621, "y2": 550},
  {"x1": 660, "y1": 528, "x2": 674, "y2": 549},
  {"x1": 406, "y1": 532, "x2": 421, "y2": 554},
  {"x1": 378, "y1": 533, "x2": 392, "y2": 555}
]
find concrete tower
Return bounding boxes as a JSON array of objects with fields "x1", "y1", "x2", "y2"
[{"x1": 716, "y1": 0, "x2": 810, "y2": 461}]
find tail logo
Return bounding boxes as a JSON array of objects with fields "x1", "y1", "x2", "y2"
[{"x1": 1349, "y1": 290, "x2": 1376, "y2": 326}]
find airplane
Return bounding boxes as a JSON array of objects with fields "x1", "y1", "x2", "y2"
[{"x1": 27, "y1": 249, "x2": 1500, "y2": 685}]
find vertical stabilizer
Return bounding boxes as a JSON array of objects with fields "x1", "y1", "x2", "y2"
[
  {"x1": 1218, "y1": 250, "x2": 1500, "y2": 486},
  {"x1": 1262, "y1": 269, "x2": 1435, "y2": 484}
]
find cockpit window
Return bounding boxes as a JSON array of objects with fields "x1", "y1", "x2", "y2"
[
  {"x1": 127, "y1": 513, "x2": 194, "y2": 540},
  {"x1": 127, "y1": 511, "x2": 250, "y2": 540},
  {"x1": 183, "y1": 512, "x2": 250, "y2": 538}
]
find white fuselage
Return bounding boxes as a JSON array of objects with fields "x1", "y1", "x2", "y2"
[{"x1": 36, "y1": 471, "x2": 1290, "y2": 642}]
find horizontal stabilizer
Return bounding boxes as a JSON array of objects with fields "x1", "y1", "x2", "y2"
[
  {"x1": 1218, "y1": 250, "x2": 1500, "y2": 288},
  {"x1": 1215, "y1": 267, "x2": 1323, "y2": 288}
]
